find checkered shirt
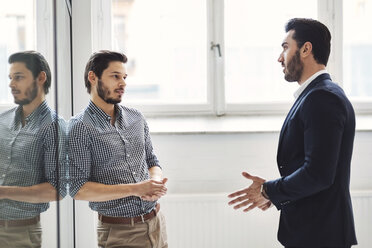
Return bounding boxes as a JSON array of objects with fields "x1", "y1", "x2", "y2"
[
  {"x1": 0, "y1": 101, "x2": 67, "y2": 220},
  {"x1": 68, "y1": 101, "x2": 161, "y2": 217}
]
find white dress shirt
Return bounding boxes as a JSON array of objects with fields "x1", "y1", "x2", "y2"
[{"x1": 294, "y1": 69, "x2": 328, "y2": 99}]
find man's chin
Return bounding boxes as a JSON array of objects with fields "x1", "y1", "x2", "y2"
[
  {"x1": 104, "y1": 98, "x2": 122, "y2": 105},
  {"x1": 284, "y1": 75, "x2": 297, "y2": 83},
  {"x1": 14, "y1": 98, "x2": 31, "y2": 105}
]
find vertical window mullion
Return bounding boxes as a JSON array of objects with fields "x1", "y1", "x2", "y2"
[
  {"x1": 209, "y1": 0, "x2": 225, "y2": 116},
  {"x1": 36, "y1": 0, "x2": 55, "y2": 108},
  {"x1": 318, "y1": 0, "x2": 343, "y2": 85},
  {"x1": 91, "y1": 0, "x2": 112, "y2": 51}
]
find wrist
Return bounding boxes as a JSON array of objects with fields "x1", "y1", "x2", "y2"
[
  {"x1": 261, "y1": 183, "x2": 269, "y2": 199},
  {"x1": 150, "y1": 176, "x2": 162, "y2": 182},
  {"x1": 127, "y1": 183, "x2": 137, "y2": 196}
]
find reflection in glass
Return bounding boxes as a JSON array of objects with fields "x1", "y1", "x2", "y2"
[
  {"x1": 0, "y1": 0, "x2": 35, "y2": 104},
  {"x1": 0, "y1": 51, "x2": 66, "y2": 247}
]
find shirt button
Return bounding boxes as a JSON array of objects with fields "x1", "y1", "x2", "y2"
[
  {"x1": 2, "y1": 174, "x2": 5, "y2": 178},
  {"x1": 7, "y1": 156, "x2": 10, "y2": 159},
  {"x1": 126, "y1": 154, "x2": 130, "y2": 158},
  {"x1": 132, "y1": 172, "x2": 136, "y2": 175}
]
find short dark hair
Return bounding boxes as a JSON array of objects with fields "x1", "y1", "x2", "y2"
[
  {"x1": 84, "y1": 50, "x2": 128, "y2": 93},
  {"x1": 285, "y1": 18, "x2": 331, "y2": 66},
  {"x1": 8, "y1": 51, "x2": 52, "y2": 94}
]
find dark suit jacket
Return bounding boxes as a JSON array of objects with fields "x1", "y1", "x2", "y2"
[{"x1": 264, "y1": 73, "x2": 357, "y2": 247}]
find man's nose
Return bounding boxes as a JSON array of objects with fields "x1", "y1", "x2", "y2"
[
  {"x1": 278, "y1": 53, "x2": 284, "y2": 63},
  {"x1": 9, "y1": 79, "x2": 15, "y2": 88},
  {"x1": 119, "y1": 79, "x2": 126, "y2": 87}
]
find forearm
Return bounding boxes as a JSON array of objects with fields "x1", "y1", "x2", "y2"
[
  {"x1": 149, "y1": 166, "x2": 162, "y2": 181},
  {"x1": 0, "y1": 182, "x2": 60, "y2": 203},
  {"x1": 74, "y1": 181, "x2": 134, "y2": 202}
]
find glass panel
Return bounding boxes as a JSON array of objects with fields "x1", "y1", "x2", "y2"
[
  {"x1": 111, "y1": 0, "x2": 207, "y2": 104},
  {"x1": 224, "y1": 0, "x2": 318, "y2": 103},
  {"x1": 0, "y1": 1, "x2": 66, "y2": 247},
  {"x1": 343, "y1": 0, "x2": 372, "y2": 99}
]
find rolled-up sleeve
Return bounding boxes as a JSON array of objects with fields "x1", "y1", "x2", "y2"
[
  {"x1": 43, "y1": 117, "x2": 68, "y2": 198},
  {"x1": 143, "y1": 118, "x2": 160, "y2": 169},
  {"x1": 67, "y1": 121, "x2": 92, "y2": 197}
]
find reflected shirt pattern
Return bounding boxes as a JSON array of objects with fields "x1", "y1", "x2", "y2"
[
  {"x1": 0, "y1": 101, "x2": 66, "y2": 220},
  {"x1": 68, "y1": 101, "x2": 160, "y2": 217}
]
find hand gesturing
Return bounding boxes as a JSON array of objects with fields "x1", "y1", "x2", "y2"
[{"x1": 228, "y1": 172, "x2": 271, "y2": 212}]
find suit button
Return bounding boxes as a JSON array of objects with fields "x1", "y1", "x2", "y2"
[{"x1": 279, "y1": 165, "x2": 284, "y2": 169}]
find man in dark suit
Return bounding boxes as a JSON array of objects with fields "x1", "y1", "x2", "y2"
[{"x1": 228, "y1": 18, "x2": 357, "y2": 248}]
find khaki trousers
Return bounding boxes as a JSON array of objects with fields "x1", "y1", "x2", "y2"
[
  {"x1": 97, "y1": 211, "x2": 168, "y2": 248},
  {"x1": 0, "y1": 222, "x2": 42, "y2": 248}
]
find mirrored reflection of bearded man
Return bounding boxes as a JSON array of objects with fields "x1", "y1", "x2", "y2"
[{"x1": 0, "y1": 51, "x2": 66, "y2": 248}]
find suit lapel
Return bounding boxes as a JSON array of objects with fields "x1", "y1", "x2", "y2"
[{"x1": 277, "y1": 73, "x2": 331, "y2": 161}]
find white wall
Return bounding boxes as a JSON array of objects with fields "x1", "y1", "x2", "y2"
[
  {"x1": 152, "y1": 131, "x2": 372, "y2": 194},
  {"x1": 72, "y1": 129, "x2": 372, "y2": 247},
  {"x1": 148, "y1": 130, "x2": 372, "y2": 248}
]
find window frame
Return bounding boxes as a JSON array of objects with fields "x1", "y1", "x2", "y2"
[{"x1": 84, "y1": 0, "x2": 372, "y2": 116}]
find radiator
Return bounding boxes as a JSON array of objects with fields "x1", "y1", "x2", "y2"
[{"x1": 159, "y1": 191, "x2": 372, "y2": 248}]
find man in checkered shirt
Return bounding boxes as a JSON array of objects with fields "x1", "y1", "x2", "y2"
[
  {"x1": 68, "y1": 50, "x2": 168, "y2": 248},
  {"x1": 0, "y1": 51, "x2": 66, "y2": 247}
]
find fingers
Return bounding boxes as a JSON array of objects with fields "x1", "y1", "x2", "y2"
[
  {"x1": 228, "y1": 195, "x2": 248, "y2": 205},
  {"x1": 227, "y1": 188, "x2": 248, "y2": 198},
  {"x1": 242, "y1": 172, "x2": 254, "y2": 180},
  {"x1": 229, "y1": 193, "x2": 270, "y2": 212},
  {"x1": 228, "y1": 194, "x2": 255, "y2": 205},
  {"x1": 258, "y1": 201, "x2": 272, "y2": 211},
  {"x1": 150, "y1": 179, "x2": 165, "y2": 185},
  {"x1": 243, "y1": 202, "x2": 259, "y2": 212},
  {"x1": 149, "y1": 180, "x2": 168, "y2": 195},
  {"x1": 162, "y1": 178, "x2": 168, "y2": 184},
  {"x1": 242, "y1": 172, "x2": 264, "y2": 183},
  {"x1": 233, "y1": 199, "x2": 255, "y2": 210}
]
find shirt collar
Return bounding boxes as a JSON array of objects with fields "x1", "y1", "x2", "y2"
[
  {"x1": 294, "y1": 69, "x2": 328, "y2": 99},
  {"x1": 87, "y1": 100, "x2": 122, "y2": 123},
  {"x1": 14, "y1": 101, "x2": 49, "y2": 125}
]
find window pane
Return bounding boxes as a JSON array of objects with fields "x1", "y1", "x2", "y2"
[
  {"x1": 225, "y1": 0, "x2": 317, "y2": 103},
  {"x1": 343, "y1": 0, "x2": 372, "y2": 100},
  {"x1": 111, "y1": 0, "x2": 207, "y2": 104},
  {"x1": 0, "y1": 0, "x2": 35, "y2": 104}
]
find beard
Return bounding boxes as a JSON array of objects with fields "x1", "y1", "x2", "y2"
[
  {"x1": 97, "y1": 79, "x2": 122, "y2": 104},
  {"x1": 284, "y1": 50, "x2": 304, "y2": 82},
  {"x1": 14, "y1": 80, "x2": 38, "y2": 105}
]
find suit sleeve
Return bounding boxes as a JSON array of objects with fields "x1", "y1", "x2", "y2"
[{"x1": 264, "y1": 90, "x2": 347, "y2": 209}]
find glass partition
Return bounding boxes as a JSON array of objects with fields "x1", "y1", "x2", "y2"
[{"x1": 0, "y1": 1, "x2": 71, "y2": 247}]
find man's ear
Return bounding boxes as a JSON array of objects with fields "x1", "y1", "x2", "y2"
[
  {"x1": 88, "y1": 71, "x2": 98, "y2": 87},
  {"x1": 37, "y1": 71, "x2": 47, "y2": 87},
  {"x1": 301, "y1": 42, "x2": 313, "y2": 57}
]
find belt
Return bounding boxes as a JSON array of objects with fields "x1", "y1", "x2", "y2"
[
  {"x1": 0, "y1": 215, "x2": 40, "y2": 227},
  {"x1": 98, "y1": 203, "x2": 160, "y2": 225}
]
